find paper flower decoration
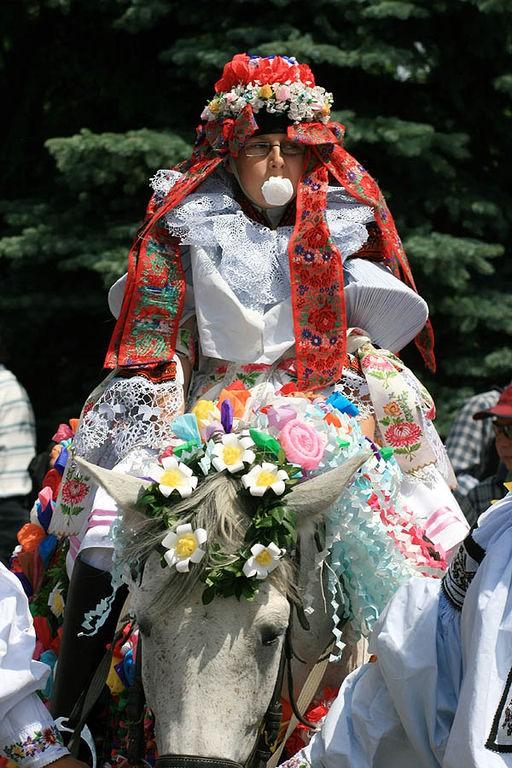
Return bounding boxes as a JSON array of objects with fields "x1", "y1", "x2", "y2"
[
  {"x1": 211, "y1": 433, "x2": 256, "y2": 473},
  {"x1": 242, "y1": 542, "x2": 285, "y2": 580},
  {"x1": 162, "y1": 523, "x2": 207, "y2": 573},
  {"x1": 241, "y1": 463, "x2": 289, "y2": 497},
  {"x1": 149, "y1": 456, "x2": 198, "y2": 498},
  {"x1": 47, "y1": 584, "x2": 65, "y2": 618}
]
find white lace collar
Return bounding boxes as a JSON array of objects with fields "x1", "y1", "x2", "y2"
[{"x1": 150, "y1": 168, "x2": 374, "y2": 313}]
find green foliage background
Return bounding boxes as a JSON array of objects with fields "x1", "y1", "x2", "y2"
[{"x1": 1, "y1": 0, "x2": 511, "y2": 442}]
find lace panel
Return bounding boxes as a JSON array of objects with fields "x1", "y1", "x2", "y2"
[{"x1": 149, "y1": 169, "x2": 374, "y2": 313}]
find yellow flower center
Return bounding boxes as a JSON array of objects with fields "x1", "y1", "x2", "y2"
[
  {"x1": 321, "y1": 103, "x2": 330, "y2": 116},
  {"x1": 51, "y1": 592, "x2": 65, "y2": 616},
  {"x1": 222, "y1": 444, "x2": 243, "y2": 465},
  {"x1": 258, "y1": 84, "x2": 274, "y2": 99},
  {"x1": 160, "y1": 468, "x2": 185, "y2": 487},
  {"x1": 255, "y1": 549, "x2": 273, "y2": 567},
  {"x1": 175, "y1": 533, "x2": 197, "y2": 558},
  {"x1": 209, "y1": 99, "x2": 220, "y2": 113},
  {"x1": 256, "y1": 470, "x2": 278, "y2": 487},
  {"x1": 192, "y1": 400, "x2": 216, "y2": 422}
]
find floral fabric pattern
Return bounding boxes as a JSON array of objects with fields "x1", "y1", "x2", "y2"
[{"x1": 3, "y1": 725, "x2": 64, "y2": 764}]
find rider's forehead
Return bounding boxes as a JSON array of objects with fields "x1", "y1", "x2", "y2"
[{"x1": 245, "y1": 133, "x2": 288, "y2": 144}]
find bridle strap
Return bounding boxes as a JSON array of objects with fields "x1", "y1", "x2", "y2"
[{"x1": 157, "y1": 756, "x2": 243, "y2": 768}]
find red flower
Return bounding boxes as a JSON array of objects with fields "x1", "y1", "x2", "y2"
[
  {"x1": 384, "y1": 422, "x2": 422, "y2": 447},
  {"x1": 215, "y1": 53, "x2": 251, "y2": 92},
  {"x1": 357, "y1": 173, "x2": 380, "y2": 202},
  {"x1": 42, "y1": 468, "x2": 62, "y2": 498},
  {"x1": 308, "y1": 304, "x2": 338, "y2": 333},
  {"x1": 61, "y1": 478, "x2": 89, "y2": 505},
  {"x1": 214, "y1": 55, "x2": 315, "y2": 93}
]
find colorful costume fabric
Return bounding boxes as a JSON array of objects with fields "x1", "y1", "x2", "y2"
[
  {"x1": 0, "y1": 562, "x2": 68, "y2": 768},
  {"x1": 282, "y1": 491, "x2": 512, "y2": 768}
]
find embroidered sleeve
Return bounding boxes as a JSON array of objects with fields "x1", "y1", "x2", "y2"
[{"x1": 0, "y1": 694, "x2": 69, "y2": 768}]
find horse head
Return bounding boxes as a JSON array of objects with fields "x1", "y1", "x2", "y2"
[{"x1": 77, "y1": 452, "x2": 368, "y2": 765}]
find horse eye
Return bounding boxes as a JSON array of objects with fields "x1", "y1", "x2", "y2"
[{"x1": 261, "y1": 627, "x2": 284, "y2": 646}]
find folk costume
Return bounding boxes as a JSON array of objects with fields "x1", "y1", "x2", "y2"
[
  {"x1": 282, "y1": 490, "x2": 512, "y2": 768},
  {"x1": 0, "y1": 562, "x2": 69, "y2": 768},
  {"x1": 15, "y1": 54, "x2": 466, "y2": 722}
]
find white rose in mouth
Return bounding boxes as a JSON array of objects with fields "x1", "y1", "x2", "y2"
[{"x1": 261, "y1": 176, "x2": 294, "y2": 206}]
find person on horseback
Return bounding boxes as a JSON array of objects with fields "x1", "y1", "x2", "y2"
[{"x1": 34, "y1": 53, "x2": 466, "y2": 730}]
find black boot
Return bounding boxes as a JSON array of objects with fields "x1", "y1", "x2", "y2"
[{"x1": 50, "y1": 554, "x2": 128, "y2": 719}]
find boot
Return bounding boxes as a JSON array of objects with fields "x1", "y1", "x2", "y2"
[{"x1": 50, "y1": 554, "x2": 128, "y2": 720}]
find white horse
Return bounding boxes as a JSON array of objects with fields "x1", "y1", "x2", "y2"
[{"x1": 79, "y1": 452, "x2": 368, "y2": 766}]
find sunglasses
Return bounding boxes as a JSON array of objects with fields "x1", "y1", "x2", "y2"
[{"x1": 493, "y1": 421, "x2": 512, "y2": 439}]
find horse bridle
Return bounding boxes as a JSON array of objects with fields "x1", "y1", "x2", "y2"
[{"x1": 154, "y1": 605, "x2": 320, "y2": 768}]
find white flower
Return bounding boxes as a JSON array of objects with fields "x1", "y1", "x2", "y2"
[
  {"x1": 243, "y1": 542, "x2": 285, "y2": 580},
  {"x1": 149, "y1": 456, "x2": 198, "y2": 498},
  {"x1": 48, "y1": 584, "x2": 65, "y2": 618},
  {"x1": 162, "y1": 523, "x2": 207, "y2": 573},
  {"x1": 241, "y1": 462, "x2": 289, "y2": 497},
  {"x1": 211, "y1": 433, "x2": 256, "y2": 473}
]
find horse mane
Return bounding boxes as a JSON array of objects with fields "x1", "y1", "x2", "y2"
[{"x1": 116, "y1": 472, "x2": 299, "y2": 614}]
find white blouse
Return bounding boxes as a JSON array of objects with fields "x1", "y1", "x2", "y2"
[{"x1": 0, "y1": 563, "x2": 69, "y2": 767}]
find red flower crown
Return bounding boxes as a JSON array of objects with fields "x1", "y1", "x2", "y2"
[{"x1": 214, "y1": 53, "x2": 315, "y2": 93}]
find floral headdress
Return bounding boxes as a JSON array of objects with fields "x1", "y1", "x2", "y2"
[
  {"x1": 201, "y1": 54, "x2": 333, "y2": 124},
  {"x1": 105, "y1": 54, "x2": 435, "y2": 389}
]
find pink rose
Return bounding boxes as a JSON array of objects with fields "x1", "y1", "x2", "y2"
[
  {"x1": 384, "y1": 422, "x2": 422, "y2": 447},
  {"x1": 274, "y1": 84, "x2": 291, "y2": 101},
  {"x1": 279, "y1": 418, "x2": 325, "y2": 470}
]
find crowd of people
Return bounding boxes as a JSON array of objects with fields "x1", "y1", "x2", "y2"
[{"x1": 1, "y1": 53, "x2": 510, "y2": 768}]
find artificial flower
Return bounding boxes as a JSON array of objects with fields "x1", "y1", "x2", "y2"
[
  {"x1": 162, "y1": 523, "x2": 207, "y2": 573},
  {"x1": 258, "y1": 84, "x2": 274, "y2": 99},
  {"x1": 17, "y1": 523, "x2": 46, "y2": 553},
  {"x1": 47, "y1": 583, "x2": 65, "y2": 618},
  {"x1": 242, "y1": 542, "x2": 285, "y2": 580},
  {"x1": 279, "y1": 418, "x2": 326, "y2": 470},
  {"x1": 218, "y1": 381, "x2": 251, "y2": 418},
  {"x1": 241, "y1": 462, "x2": 289, "y2": 497},
  {"x1": 265, "y1": 405, "x2": 297, "y2": 431},
  {"x1": 149, "y1": 456, "x2": 198, "y2": 498},
  {"x1": 211, "y1": 433, "x2": 255, "y2": 473},
  {"x1": 192, "y1": 399, "x2": 220, "y2": 427}
]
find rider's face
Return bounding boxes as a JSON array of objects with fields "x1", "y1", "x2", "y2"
[{"x1": 233, "y1": 133, "x2": 305, "y2": 209}]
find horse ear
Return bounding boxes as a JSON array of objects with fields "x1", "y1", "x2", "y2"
[
  {"x1": 75, "y1": 457, "x2": 151, "y2": 515},
  {"x1": 286, "y1": 450, "x2": 371, "y2": 522}
]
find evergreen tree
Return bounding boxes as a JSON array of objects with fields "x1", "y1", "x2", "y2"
[{"x1": 1, "y1": 0, "x2": 510, "y2": 439}]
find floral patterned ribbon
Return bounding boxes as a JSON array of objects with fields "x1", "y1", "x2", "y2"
[
  {"x1": 105, "y1": 107, "x2": 435, "y2": 389},
  {"x1": 347, "y1": 329, "x2": 436, "y2": 473}
]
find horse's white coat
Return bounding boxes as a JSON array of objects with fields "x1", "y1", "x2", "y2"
[{"x1": 79, "y1": 453, "x2": 368, "y2": 762}]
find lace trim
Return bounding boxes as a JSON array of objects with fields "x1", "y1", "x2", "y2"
[
  {"x1": 74, "y1": 375, "x2": 184, "y2": 465},
  {"x1": 149, "y1": 169, "x2": 374, "y2": 313}
]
